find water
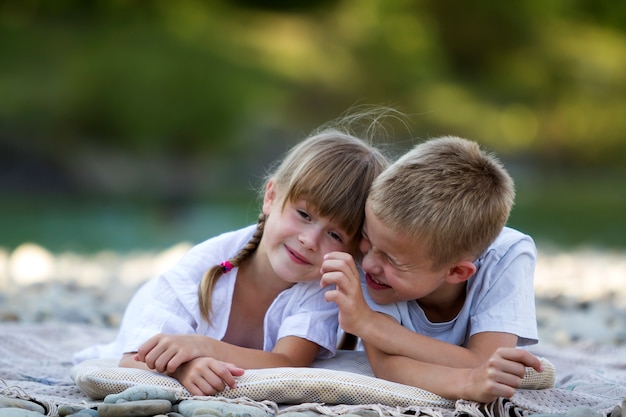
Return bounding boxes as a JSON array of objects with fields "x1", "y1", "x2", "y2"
[{"x1": 0, "y1": 196, "x2": 258, "y2": 254}]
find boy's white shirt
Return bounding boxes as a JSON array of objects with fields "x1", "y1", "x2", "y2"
[
  {"x1": 73, "y1": 225, "x2": 339, "y2": 364},
  {"x1": 362, "y1": 226, "x2": 538, "y2": 347}
]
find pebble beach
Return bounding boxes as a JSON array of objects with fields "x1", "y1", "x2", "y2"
[{"x1": 1, "y1": 242, "x2": 626, "y2": 347}]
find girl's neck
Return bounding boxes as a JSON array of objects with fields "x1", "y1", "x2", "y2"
[{"x1": 238, "y1": 252, "x2": 295, "y2": 296}]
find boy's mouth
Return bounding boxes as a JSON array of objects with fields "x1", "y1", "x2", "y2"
[{"x1": 365, "y1": 273, "x2": 391, "y2": 290}]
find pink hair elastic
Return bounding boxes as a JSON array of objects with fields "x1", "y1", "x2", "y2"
[{"x1": 220, "y1": 261, "x2": 233, "y2": 272}]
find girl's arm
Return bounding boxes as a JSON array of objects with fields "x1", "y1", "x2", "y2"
[
  {"x1": 132, "y1": 333, "x2": 320, "y2": 374},
  {"x1": 119, "y1": 352, "x2": 244, "y2": 396}
]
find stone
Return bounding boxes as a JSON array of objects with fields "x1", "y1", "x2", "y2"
[
  {"x1": 98, "y1": 399, "x2": 173, "y2": 417},
  {"x1": 609, "y1": 405, "x2": 621, "y2": 417},
  {"x1": 66, "y1": 410, "x2": 99, "y2": 417},
  {"x1": 0, "y1": 397, "x2": 45, "y2": 415},
  {"x1": 0, "y1": 409, "x2": 46, "y2": 417},
  {"x1": 57, "y1": 405, "x2": 85, "y2": 416},
  {"x1": 103, "y1": 386, "x2": 177, "y2": 404},
  {"x1": 190, "y1": 411, "x2": 221, "y2": 417},
  {"x1": 177, "y1": 400, "x2": 268, "y2": 417}
]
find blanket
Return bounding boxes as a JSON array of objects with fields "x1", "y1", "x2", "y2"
[{"x1": 1, "y1": 322, "x2": 625, "y2": 417}]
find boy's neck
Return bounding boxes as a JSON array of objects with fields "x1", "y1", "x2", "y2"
[{"x1": 417, "y1": 282, "x2": 467, "y2": 323}]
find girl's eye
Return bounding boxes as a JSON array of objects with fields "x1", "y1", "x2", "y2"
[{"x1": 328, "y1": 231, "x2": 343, "y2": 243}]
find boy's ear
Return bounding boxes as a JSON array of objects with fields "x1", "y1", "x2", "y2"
[
  {"x1": 445, "y1": 260, "x2": 476, "y2": 284},
  {"x1": 262, "y1": 179, "x2": 277, "y2": 214}
]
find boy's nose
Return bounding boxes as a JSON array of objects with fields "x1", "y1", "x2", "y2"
[{"x1": 360, "y1": 249, "x2": 378, "y2": 274}]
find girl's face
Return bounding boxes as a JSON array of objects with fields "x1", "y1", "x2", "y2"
[{"x1": 259, "y1": 180, "x2": 352, "y2": 284}]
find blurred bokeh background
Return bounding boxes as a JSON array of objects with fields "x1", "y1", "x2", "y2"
[{"x1": 1, "y1": 0, "x2": 625, "y2": 255}]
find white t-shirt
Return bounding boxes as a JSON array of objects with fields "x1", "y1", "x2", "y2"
[
  {"x1": 363, "y1": 227, "x2": 538, "y2": 347},
  {"x1": 74, "y1": 225, "x2": 339, "y2": 363}
]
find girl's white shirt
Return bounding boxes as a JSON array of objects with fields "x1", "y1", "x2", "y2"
[{"x1": 73, "y1": 225, "x2": 339, "y2": 364}]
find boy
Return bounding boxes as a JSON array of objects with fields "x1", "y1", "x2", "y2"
[{"x1": 321, "y1": 136, "x2": 544, "y2": 403}]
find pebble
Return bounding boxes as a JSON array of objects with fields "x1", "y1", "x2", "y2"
[
  {"x1": 98, "y1": 399, "x2": 172, "y2": 417},
  {"x1": 0, "y1": 398, "x2": 45, "y2": 415},
  {"x1": 58, "y1": 405, "x2": 87, "y2": 416},
  {"x1": 65, "y1": 411, "x2": 99, "y2": 417},
  {"x1": 0, "y1": 410, "x2": 47, "y2": 417},
  {"x1": 175, "y1": 399, "x2": 268, "y2": 417},
  {"x1": 103, "y1": 386, "x2": 176, "y2": 404}
]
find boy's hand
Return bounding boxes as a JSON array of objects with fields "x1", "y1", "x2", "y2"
[
  {"x1": 465, "y1": 347, "x2": 544, "y2": 403},
  {"x1": 320, "y1": 251, "x2": 371, "y2": 336},
  {"x1": 172, "y1": 357, "x2": 244, "y2": 396},
  {"x1": 135, "y1": 334, "x2": 214, "y2": 374}
]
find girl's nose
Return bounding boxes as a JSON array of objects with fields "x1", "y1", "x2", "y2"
[{"x1": 299, "y1": 229, "x2": 320, "y2": 251}]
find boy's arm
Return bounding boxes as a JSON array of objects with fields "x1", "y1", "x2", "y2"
[
  {"x1": 359, "y1": 314, "x2": 520, "y2": 368},
  {"x1": 364, "y1": 342, "x2": 543, "y2": 402},
  {"x1": 320, "y1": 251, "x2": 516, "y2": 368}
]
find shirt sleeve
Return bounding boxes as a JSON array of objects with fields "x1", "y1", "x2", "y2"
[
  {"x1": 469, "y1": 233, "x2": 539, "y2": 346},
  {"x1": 271, "y1": 281, "x2": 339, "y2": 359},
  {"x1": 71, "y1": 276, "x2": 199, "y2": 363},
  {"x1": 115, "y1": 275, "x2": 200, "y2": 354}
]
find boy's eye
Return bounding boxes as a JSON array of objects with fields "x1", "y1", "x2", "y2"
[{"x1": 297, "y1": 209, "x2": 311, "y2": 221}]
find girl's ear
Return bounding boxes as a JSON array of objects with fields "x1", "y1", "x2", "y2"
[
  {"x1": 445, "y1": 260, "x2": 476, "y2": 284},
  {"x1": 262, "y1": 179, "x2": 277, "y2": 215}
]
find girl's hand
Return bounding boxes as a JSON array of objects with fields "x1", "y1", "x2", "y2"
[
  {"x1": 172, "y1": 357, "x2": 245, "y2": 396},
  {"x1": 320, "y1": 251, "x2": 370, "y2": 336},
  {"x1": 464, "y1": 347, "x2": 544, "y2": 403},
  {"x1": 135, "y1": 334, "x2": 215, "y2": 374}
]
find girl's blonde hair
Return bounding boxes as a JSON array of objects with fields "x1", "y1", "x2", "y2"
[
  {"x1": 368, "y1": 136, "x2": 515, "y2": 270},
  {"x1": 198, "y1": 114, "x2": 390, "y2": 324}
]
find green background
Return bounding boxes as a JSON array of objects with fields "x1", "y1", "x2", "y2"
[{"x1": 1, "y1": 0, "x2": 625, "y2": 253}]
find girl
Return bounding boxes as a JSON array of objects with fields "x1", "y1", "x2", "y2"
[{"x1": 73, "y1": 118, "x2": 388, "y2": 396}]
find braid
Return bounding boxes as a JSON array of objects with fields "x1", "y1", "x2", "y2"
[{"x1": 198, "y1": 213, "x2": 266, "y2": 324}]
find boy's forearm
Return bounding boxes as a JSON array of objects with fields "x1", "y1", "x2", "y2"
[
  {"x1": 367, "y1": 349, "x2": 471, "y2": 400},
  {"x1": 357, "y1": 312, "x2": 480, "y2": 368}
]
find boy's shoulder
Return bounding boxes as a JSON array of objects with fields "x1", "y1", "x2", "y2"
[
  {"x1": 479, "y1": 226, "x2": 536, "y2": 263},
  {"x1": 495, "y1": 226, "x2": 534, "y2": 245}
]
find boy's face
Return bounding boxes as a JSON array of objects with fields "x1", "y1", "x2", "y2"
[{"x1": 359, "y1": 203, "x2": 450, "y2": 305}]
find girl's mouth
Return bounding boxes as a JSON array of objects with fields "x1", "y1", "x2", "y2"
[
  {"x1": 286, "y1": 245, "x2": 310, "y2": 265},
  {"x1": 365, "y1": 273, "x2": 391, "y2": 290}
]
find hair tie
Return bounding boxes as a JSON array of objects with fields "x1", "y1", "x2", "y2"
[{"x1": 220, "y1": 261, "x2": 233, "y2": 273}]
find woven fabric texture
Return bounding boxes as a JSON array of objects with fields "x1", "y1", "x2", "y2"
[{"x1": 70, "y1": 352, "x2": 555, "y2": 408}]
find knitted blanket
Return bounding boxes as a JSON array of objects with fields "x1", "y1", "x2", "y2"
[{"x1": 1, "y1": 323, "x2": 624, "y2": 417}]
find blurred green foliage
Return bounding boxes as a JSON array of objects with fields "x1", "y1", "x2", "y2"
[
  {"x1": 1, "y1": 0, "x2": 626, "y2": 250},
  {"x1": 2, "y1": 0, "x2": 625, "y2": 159}
]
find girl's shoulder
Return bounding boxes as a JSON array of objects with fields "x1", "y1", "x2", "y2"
[
  {"x1": 191, "y1": 224, "x2": 257, "y2": 256},
  {"x1": 171, "y1": 224, "x2": 257, "y2": 274}
]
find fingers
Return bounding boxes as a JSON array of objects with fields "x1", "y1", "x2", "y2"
[
  {"x1": 135, "y1": 334, "x2": 197, "y2": 374},
  {"x1": 496, "y1": 347, "x2": 544, "y2": 373},
  {"x1": 177, "y1": 358, "x2": 244, "y2": 396},
  {"x1": 320, "y1": 252, "x2": 360, "y2": 289},
  {"x1": 474, "y1": 348, "x2": 543, "y2": 400}
]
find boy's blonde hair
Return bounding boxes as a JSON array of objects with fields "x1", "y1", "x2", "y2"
[
  {"x1": 199, "y1": 117, "x2": 390, "y2": 324},
  {"x1": 368, "y1": 136, "x2": 515, "y2": 270}
]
